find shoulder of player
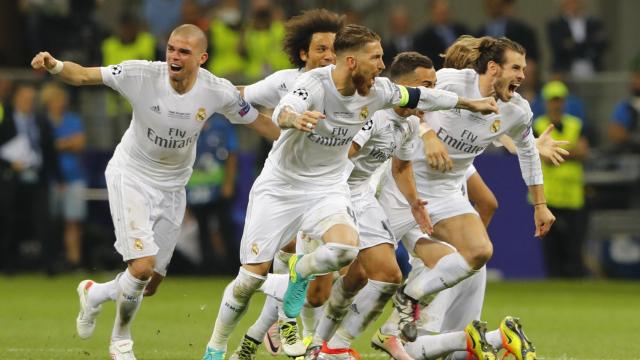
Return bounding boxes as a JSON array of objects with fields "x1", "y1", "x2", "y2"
[
  {"x1": 502, "y1": 93, "x2": 532, "y2": 123},
  {"x1": 197, "y1": 68, "x2": 239, "y2": 96},
  {"x1": 108, "y1": 60, "x2": 161, "y2": 77},
  {"x1": 435, "y1": 68, "x2": 476, "y2": 82}
]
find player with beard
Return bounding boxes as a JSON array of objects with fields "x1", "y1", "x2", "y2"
[
  {"x1": 201, "y1": 24, "x2": 498, "y2": 360},
  {"x1": 31, "y1": 24, "x2": 280, "y2": 360},
  {"x1": 232, "y1": 9, "x2": 344, "y2": 359},
  {"x1": 373, "y1": 36, "x2": 555, "y2": 359}
]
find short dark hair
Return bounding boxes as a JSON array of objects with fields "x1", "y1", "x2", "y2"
[
  {"x1": 474, "y1": 37, "x2": 526, "y2": 74},
  {"x1": 283, "y1": 9, "x2": 345, "y2": 69},
  {"x1": 388, "y1": 52, "x2": 434, "y2": 81},
  {"x1": 333, "y1": 24, "x2": 381, "y2": 54}
]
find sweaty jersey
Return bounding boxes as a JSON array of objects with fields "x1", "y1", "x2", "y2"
[
  {"x1": 271, "y1": 65, "x2": 459, "y2": 186},
  {"x1": 101, "y1": 60, "x2": 258, "y2": 190},
  {"x1": 413, "y1": 68, "x2": 542, "y2": 199},
  {"x1": 243, "y1": 68, "x2": 304, "y2": 108},
  {"x1": 348, "y1": 109, "x2": 420, "y2": 193}
]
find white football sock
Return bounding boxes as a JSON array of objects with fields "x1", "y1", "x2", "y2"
[
  {"x1": 295, "y1": 243, "x2": 358, "y2": 279},
  {"x1": 486, "y1": 329, "x2": 503, "y2": 350},
  {"x1": 329, "y1": 280, "x2": 399, "y2": 349},
  {"x1": 380, "y1": 308, "x2": 402, "y2": 337},
  {"x1": 247, "y1": 295, "x2": 279, "y2": 341},
  {"x1": 207, "y1": 267, "x2": 265, "y2": 351},
  {"x1": 87, "y1": 275, "x2": 119, "y2": 308},
  {"x1": 314, "y1": 277, "x2": 358, "y2": 342},
  {"x1": 274, "y1": 250, "x2": 292, "y2": 274},
  {"x1": 404, "y1": 331, "x2": 466, "y2": 359},
  {"x1": 301, "y1": 301, "x2": 323, "y2": 338},
  {"x1": 111, "y1": 269, "x2": 149, "y2": 342},
  {"x1": 404, "y1": 252, "x2": 475, "y2": 301}
]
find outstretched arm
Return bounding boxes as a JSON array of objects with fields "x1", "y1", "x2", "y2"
[
  {"x1": 31, "y1": 52, "x2": 102, "y2": 86},
  {"x1": 246, "y1": 113, "x2": 281, "y2": 141},
  {"x1": 391, "y1": 157, "x2": 433, "y2": 235}
]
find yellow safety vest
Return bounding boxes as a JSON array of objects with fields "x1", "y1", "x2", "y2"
[
  {"x1": 533, "y1": 115, "x2": 585, "y2": 209},
  {"x1": 243, "y1": 21, "x2": 290, "y2": 81},
  {"x1": 101, "y1": 32, "x2": 156, "y2": 117},
  {"x1": 207, "y1": 20, "x2": 246, "y2": 77}
]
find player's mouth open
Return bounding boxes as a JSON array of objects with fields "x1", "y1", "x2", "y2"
[
  {"x1": 170, "y1": 64, "x2": 183, "y2": 72},
  {"x1": 508, "y1": 83, "x2": 519, "y2": 94}
]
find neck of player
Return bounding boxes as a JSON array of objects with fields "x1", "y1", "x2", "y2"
[
  {"x1": 477, "y1": 74, "x2": 496, "y2": 98},
  {"x1": 170, "y1": 75, "x2": 197, "y2": 95},
  {"x1": 331, "y1": 65, "x2": 357, "y2": 97}
]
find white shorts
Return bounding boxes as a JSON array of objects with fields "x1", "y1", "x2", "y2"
[
  {"x1": 105, "y1": 165, "x2": 186, "y2": 276},
  {"x1": 240, "y1": 167, "x2": 357, "y2": 264},
  {"x1": 377, "y1": 174, "x2": 478, "y2": 254},
  {"x1": 351, "y1": 189, "x2": 395, "y2": 250}
]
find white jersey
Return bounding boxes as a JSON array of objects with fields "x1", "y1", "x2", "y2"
[
  {"x1": 271, "y1": 65, "x2": 459, "y2": 186},
  {"x1": 348, "y1": 109, "x2": 420, "y2": 193},
  {"x1": 243, "y1": 68, "x2": 304, "y2": 108},
  {"x1": 101, "y1": 60, "x2": 258, "y2": 190},
  {"x1": 412, "y1": 68, "x2": 542, "y2": 199}
]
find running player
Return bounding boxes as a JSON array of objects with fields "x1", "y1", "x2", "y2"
[
  {"x1": 235, "y1": 9, "x2": 345, "y2": 358},
  {"x1": 201, "y1": 24, "x2": 498, "y2": 360},
  {"x1": 375, "y1": 36, "x2": 555, "y2": 359},
  {"x1": 31, "y1": 24, "x2": 280, "y2": 360}
]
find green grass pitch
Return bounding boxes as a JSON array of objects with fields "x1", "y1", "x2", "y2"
[{"x1": 1, "y1": 274, "x2": 639, "y2": 359}]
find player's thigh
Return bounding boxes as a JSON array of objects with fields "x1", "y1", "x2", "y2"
[
  {"x1": 303, "y1": 184, "x2": 358, "y2": 247},
  {"x1": 356, "y1": 195, "x2": 396, "y2": 251},
  {"x1": 432, "y1": 213, "x2": 490, "y2": 256},
  {"x1": 412, "y1": 236, "x2": 457, "y2": 269},
  {"x1": 105, "y1": 166, "x2": 157, "y2": 261},
  {"x1": 357, "y1": 243, "x2": 402, "y2": 284}
]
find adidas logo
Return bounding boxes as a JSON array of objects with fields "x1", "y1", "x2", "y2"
[
  {"x1": 279, "y1": 82, "x2": 287, "y2": 90},
  {"x1": 150, "y1": 105, "x2": 160, "y2": 114}
]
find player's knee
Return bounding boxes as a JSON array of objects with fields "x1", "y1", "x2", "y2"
[
  {"x1": 467, "y1": 242, "x2": 493, "y2": 269},
  {"x1": 127, "y1": 259, "x2": 155, "y2": 280},
  {"x1": 232, "y1": 267, "x2": 266, "y2": 300},
  {"x1": 325, "y1": 243, "x2": 359, "y2": 269}
]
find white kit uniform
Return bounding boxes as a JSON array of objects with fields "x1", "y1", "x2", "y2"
[
  {"x1": 244, "y1": 68, "x2": 304, "y2": 108},
  {"x1": 378, "y1": 68, "x2": 542, "y2": 256},
  {"x1": 101, "y1": 60, "x2": 258, "y2": 275},
  {"x1": 240, "y1": 64, "x2": 459, "y2": 264},
  {"x1": 348, "y1": 109, "x2": 420, "y2": 250}
]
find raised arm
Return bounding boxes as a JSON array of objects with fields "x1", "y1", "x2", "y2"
[{"x1": 31, "y1": 52, "x2": 102, "y2": 86}]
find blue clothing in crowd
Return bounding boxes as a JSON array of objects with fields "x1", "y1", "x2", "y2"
[
  {"x1": 187, "y1": 113, "x2": 238, "y2": 205},
  {"x1": 51, "y1": 112, "x2": 86, "y2": 182}
]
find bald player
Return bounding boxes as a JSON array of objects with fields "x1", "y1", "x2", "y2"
[{"x1": 31, "y1": 24, "x2": 280, "y2": 360}]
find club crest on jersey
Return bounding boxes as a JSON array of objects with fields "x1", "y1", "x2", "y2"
[
  {"x1": 490, "y1": 119, "x2": 501, "y2": 133},
  {"x1": 359, "y1": 106, "x2": 369, "y2": 121},
  {"x1": 134, "y1": 239, "x2": 144, "y2": 251},
  {"x1": 251, "y1": 243, "x2": 259, "y2": 256},
  {"x1": 196, "y1": 107, "x2": 206, "y2": 121}
]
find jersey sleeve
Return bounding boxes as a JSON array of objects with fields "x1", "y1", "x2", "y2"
[
  {"x1": 272, "y1": 72, "x2": 323, "y2": 122},
  {"x1": 506, "y1": 102, "x2": 543, "y2": 186},
  {"x1": 353, "y1": 116, "x2": 377, "y2": 147},
  {"x1": 395, "y1": 117, "x2": 420, "y2": 161},
  {"x1": 243, "y1": 73, "x2": 282, "y2": 108},
  {"x1": 220, "y1": 81, "x2": 259, "y2": 125},
  {"x1": 377, "y1": 77, "x2": 459, "y2": 111},
  {"x1": 100, "y1": 60, "x2": 148, "y2": 100}
]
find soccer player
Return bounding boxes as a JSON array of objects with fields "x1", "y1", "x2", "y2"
[
  {"x1": 375, "y1": 36, "x2": 555, "y2": 359},
  {"x1": 303, "y1": 52, "x2": 436, "y2": 360},
  {"x1": 31, "y1": 24, "x2": 280, "y2": 360},
  {"x1": 201, "y1": 24, "x2": 498, "y2": 360},
  {"x1": 234, "y1": 8, "x2": 345, "y2": 358}
]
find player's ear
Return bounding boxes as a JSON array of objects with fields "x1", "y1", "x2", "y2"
[
  {"x1": 346, "y1": 55, "x2": 357, "y2": 71},
  {"x1": 299, "y1": 49, "x2": 308, "y2": 63},
  {"x1": 199, "y1": 52, "x2": 208, "y2": 66}
]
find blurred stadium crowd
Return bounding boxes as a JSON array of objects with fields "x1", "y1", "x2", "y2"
[{"x1": 1, "y1": 0, "x2": 640, "y2": 278}]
